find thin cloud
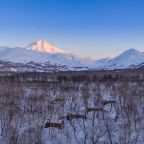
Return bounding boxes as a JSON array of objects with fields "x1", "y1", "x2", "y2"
[{"x1": 29, "y1": 27, "x2": 38, "y2": 32}]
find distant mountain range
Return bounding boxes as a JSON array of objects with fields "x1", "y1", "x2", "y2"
[{"x1": 0, "y1": 39, "x2": 144, "y2": 72}]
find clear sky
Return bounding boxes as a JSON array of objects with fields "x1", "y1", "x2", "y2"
[{"x1": 0, "y1": 0, "x2": 144, "y2": 59}]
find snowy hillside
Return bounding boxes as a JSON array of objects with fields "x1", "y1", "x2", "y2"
[{"x1": 0, "y1": 40, "x2": 144, "y2": 71}]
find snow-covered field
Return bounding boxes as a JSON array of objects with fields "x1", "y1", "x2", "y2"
[{"x1": 0, "y1": 71, "x2": 143, "y2": 144}]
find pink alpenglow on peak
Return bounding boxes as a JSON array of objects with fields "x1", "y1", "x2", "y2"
[{"x1": 27, "y1": 39, "x2": 65, "y2": 54}]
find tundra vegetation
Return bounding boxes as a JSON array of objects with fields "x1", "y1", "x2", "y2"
[{"x1": 0, "y1": 69, "x2": 144, "y2": 144}]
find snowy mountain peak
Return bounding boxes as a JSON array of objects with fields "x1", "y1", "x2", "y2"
[
  {"x1": 104, "y1": 48, "x2": 144, "y2": 69},
  {"x1": 121, "y1": 48, "x2": 140, "y2": 55},
  {"x1": 26, "y1": 39, "x2": 65, "y2": 54}
]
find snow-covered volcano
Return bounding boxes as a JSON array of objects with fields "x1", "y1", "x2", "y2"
[
  {"x1": 0, "y1": 40, "x2": 98, "y2": 69},
  {"x1": 0, "y1": 39, "x2": 144, "y2": 71},
  {"x1": 103, "y1": 48, "x2": 144, "y2": 69},
  {"x1": 27, "y1": 39, "x2": 65, "y2": 54}
]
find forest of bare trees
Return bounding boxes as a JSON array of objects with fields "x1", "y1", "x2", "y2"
[{"x1": 0, "y1": 69, "x2": 143, "y2": 144}]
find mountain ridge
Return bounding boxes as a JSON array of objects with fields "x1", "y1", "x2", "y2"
[{"x1": 0, "y1": 40, "x2": 144, "y2": 71}]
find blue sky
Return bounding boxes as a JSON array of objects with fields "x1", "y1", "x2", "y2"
[{"x1": 0, "y1": 0, "x2": 144, "y2": 59}]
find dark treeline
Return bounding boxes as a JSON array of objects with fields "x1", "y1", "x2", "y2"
[{"x1": 0, "y1": 68, "x2": 144, "y2": 83}]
